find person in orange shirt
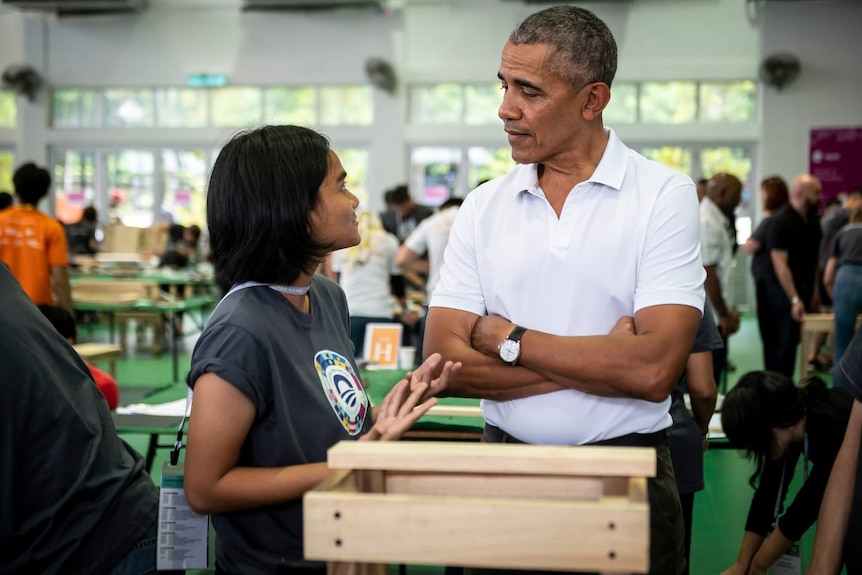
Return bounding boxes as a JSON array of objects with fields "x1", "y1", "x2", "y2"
[{"x1": 0, "y1": 162, "x2": 72, "y2": 313}]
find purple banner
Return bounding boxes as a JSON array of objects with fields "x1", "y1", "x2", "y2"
[{"x1": 810, "y1": 127, "x2": 862, "y2": 202}]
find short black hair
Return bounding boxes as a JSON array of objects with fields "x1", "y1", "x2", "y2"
[
  {"x1": 0, "y1": 191, "x2": 12, "y2": 210},
  {"x1": 721, "y1": 371, "x2": 826, "y2": 487},
  {"x1": 388, "y1": 185, "x2": 411, "y2": 205},
  {"x1": 440, "y1": 197, "x2": 464, "y2": 210},
  {"x1": 13, "y1": 162, "x2": 51, "y2": 205},
  {"x1": 37, "y1": 304, "x2": 77, "y2": 342},
  {"x1": 207, "y1": 125, "x2": 331, "y2": 292},
  {"x1": 82, "y1": 206, "x2": 98, "y2": 222}
]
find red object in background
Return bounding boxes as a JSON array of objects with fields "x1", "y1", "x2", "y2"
[
  {"x1": 810, "y1": 127, "x2": 862, "y2": 204},
  {"x1": 87, "y1": 363, "x2": 119, "y2": 411}
]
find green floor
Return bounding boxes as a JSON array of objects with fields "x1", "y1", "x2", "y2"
[{"x1": 86, "y1": 312, "x2": 840, "y2": 575}]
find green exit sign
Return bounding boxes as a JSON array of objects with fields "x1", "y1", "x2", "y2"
[{"x1": 186, "y1": 73, "x2": 227, "y2": 88}]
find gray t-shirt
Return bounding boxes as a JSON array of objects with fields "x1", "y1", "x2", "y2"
[
  {"x1": 0, "y1": 265, "x2": 158, "y2": 574},
  {"x1": 188, "y1": 275, "x2": 373, "y2": 574},
  {"x1": 831, "y1": 223, "x2": 862, "y2": 267}
]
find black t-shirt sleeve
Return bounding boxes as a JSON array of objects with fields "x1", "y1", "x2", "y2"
[
  {"x1": 836, "y1": 325, "x2": 862, "y2": 400},
  {"x1": 188, "y1": 322, "x2": 272, "y2": 413}
]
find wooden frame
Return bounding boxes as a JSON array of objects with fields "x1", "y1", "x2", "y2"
[
  {"x1": 305, "y1": 441, "x2": 654, "y2": 574},
  {"x1": 800, "y1": 313, "x2": 862, "y2": 377}
]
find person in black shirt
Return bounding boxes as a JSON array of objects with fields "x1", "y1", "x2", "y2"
[
  {"x1": 0, "y1": 263, "x2": 181, "y2": 575},
  {"x1": 760, "y1": 174, "x2": 823, "y2": 377},
  {"x1": 809, "y1": 323, "x2": 862, "y2": 573},
  {"x1": 65, "y1": 205, "x2": 100, "y2": 255},
  {"x1": 720, "y1": 371, "x2": 852, "y2": 575}
]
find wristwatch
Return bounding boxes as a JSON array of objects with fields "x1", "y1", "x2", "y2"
[
  {"x1": 791, "y1": 296, "x2": 801, "y2": 305},
  {"x1": 498, "y1": 326, "x2": 527, "y2": 366}
]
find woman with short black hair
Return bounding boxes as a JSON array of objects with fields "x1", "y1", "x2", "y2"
[
  {"x1": 184, "y1": 125, "x2": 460, "y2": 575},
  {"x1": 720, "y1": 372, "x2": 852, "y2": 575}
]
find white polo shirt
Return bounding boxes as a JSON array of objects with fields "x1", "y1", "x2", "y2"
[
  {"x1": 430, "y1": 128, "x2": 705, "y2": 445},
  {"x1": 404, "y1": 205, "x2": 460, "y2": 298},
  {"x1": 699, "y1": 196, "x2": 735, "y2": 320}
]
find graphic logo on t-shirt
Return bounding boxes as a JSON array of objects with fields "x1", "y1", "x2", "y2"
[{"x1": 314, "y1": 350, "x2": 369, "y2": 435}]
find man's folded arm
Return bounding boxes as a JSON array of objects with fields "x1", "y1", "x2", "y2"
[{"x1": 423, "y1": 306, "x2": 561, "y2": 400}]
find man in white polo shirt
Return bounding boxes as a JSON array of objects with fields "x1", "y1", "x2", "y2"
[{"x1": 424, "y1": 6, "x2": 704, "y2": 575}]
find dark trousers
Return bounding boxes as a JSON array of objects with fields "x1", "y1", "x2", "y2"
[
  {"x1": 465, "y1": 425, "x2": 686, "y2": 575},
  {"x1": 679, "y1": 492, "x2": 694, "y2": 575},
  {"x1": 757, "y1": 280, "x2": 800, "y2": 377}
]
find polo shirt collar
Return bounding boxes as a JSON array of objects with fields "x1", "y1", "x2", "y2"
[{"x1": 508, "y1": 127, "x2": 627, "y2": 200}]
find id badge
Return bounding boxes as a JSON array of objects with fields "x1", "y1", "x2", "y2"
[
  {"x1": 771, "y1": 542, "x2": 802, "y2": 575},
  {"x1": 157, "y1": 461, "x2": 209, "y2": 570}
]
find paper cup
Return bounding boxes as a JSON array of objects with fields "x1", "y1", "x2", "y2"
[{"x1": 398, "y1": 346, "x2": 417, "y2": 370}]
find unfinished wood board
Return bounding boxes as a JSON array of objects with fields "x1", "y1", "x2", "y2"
[
  {"x1": 305, "y1": 490, "x2": 648, "y2": 572},
  {"x1": 326, "y1": 440, "x2": 656, "y2": 478},
  {"x1": 306, "y1": 442, "x2": 652, "y2": 573}
]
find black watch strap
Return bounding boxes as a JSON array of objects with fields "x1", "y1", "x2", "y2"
[{"x1": 507, "y1": 325, "x2": 527, "y2": 343}]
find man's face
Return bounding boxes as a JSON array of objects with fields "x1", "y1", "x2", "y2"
[
  {"x1": 803, "y1": 182, "x2": 823, "y2": 208},
  {"x1": 497, "y1": 42, "x2": 589, "y2": 166}
]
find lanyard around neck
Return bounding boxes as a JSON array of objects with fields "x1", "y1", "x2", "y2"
[
  {"x1": 169, "y1": 279, "x2": 312, "y2": 465},
  {"x1": 773, "y1": 431, "x2": 809, "y2": 524}
]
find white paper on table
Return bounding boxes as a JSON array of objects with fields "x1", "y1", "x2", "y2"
[
  {"x1": 116, "y1": 398, "x2": 190, "y2": 416},
  {"x1": 708, "y1": 412, "x2": 726, "y2": 439}
]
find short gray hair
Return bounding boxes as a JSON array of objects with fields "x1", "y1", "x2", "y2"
[{"x1": 509, "y1": 5, "x2": 618, "y2": 91}]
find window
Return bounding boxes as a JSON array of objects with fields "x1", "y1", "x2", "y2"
[
  {"x1": 320, "y1": 86, "x2": 372, "y2": 126},
  {"x1": 410, "y1": 83, "x2": 500, "y2": 126},
  {"x1": 156, "y1": 89, "x2": 208, "y2": 128},
  {"x1": 640, "y1": 82, "x2": 696, "y2": 124},
  {"x1": 161, "y1": 149, "x2": 208, "y2": 227},
  {"x1": 411, "y1": 147, "x2": 460, "y2": 205},
  {"x1": 211, "y1": 87, "x2": 263, "y2": 128},
  {"x1": 335, "y1": 148, "x2": 370, "y2": 207},
  {"x1": 464, "y1": 84, "x2": 502, "y2": 125},
  {"x1": 410, "y1": 146, "x2": 515, "y2": 204},
  {"x1": 265, "y1": 87, "x2": 316, "y2": 125},
  {"x1": 106, "y1": 150, "x2": 156, "y2": 228},
  {"x1": 468, "y1": 147, "x2": 514, "y2": 190},
  {"x1": 0, "y1": 91, "x2": 16, "y2": 128},
  {"x1": 410, "y1": 80, "x2": 754, "y2": 126},
  {"x1": 640, "y1": 146, "x2": 693, "y2": 176},
  {"x1": 104, "y1": 89, "x2": 155, "y2": 127},
  {"x1": 410, "y1": 84, "x2": 463, "y2": 125},
  {"x1": 53, "y1": 150, "x2": 96, "y2": 224},
  {"x1": 0, "y1": 150, "x2": 15, "y2": 192},
  {"x1": 700, "y1": 81, "x2": 757, "y2": 123},
  {"x1": 604, "y1": 82, "x2": 638, "y2": 125},
  {"x1": 53, "y1": 89, "x2": 99, "y2": 128}
]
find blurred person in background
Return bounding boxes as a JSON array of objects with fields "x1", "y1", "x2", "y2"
[
  {"x1": 0, "y1": 162, "x2": 72, "y2": 314},
  {"x1": 721, "y1": 371, "x2": 852, "y2": 575},
  {"x1": 331, "y1": 210, "x2": 406, "y2": 357},
  {"x1": 65, "y1": 205, "x2": 100, "y2": 256},
  {"x1": 823, "y1": 207, "x2": 862, "y2": 378}
]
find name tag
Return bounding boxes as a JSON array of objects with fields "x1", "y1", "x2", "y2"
[
  {"x1": 771, "y1": 542, "x2": 802, "y2": 575},
  {"x1": 157, "y1": 461, "x2": 209, "y2": 570}
]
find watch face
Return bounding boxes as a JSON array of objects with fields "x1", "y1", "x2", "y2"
[{"x1": 499, "y1": 339, "x2": 520, "y2": 363}]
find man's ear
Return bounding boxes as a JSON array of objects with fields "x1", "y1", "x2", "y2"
[{"x1": 583, "y1": 82, "x2": 611, "y2": 121}]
